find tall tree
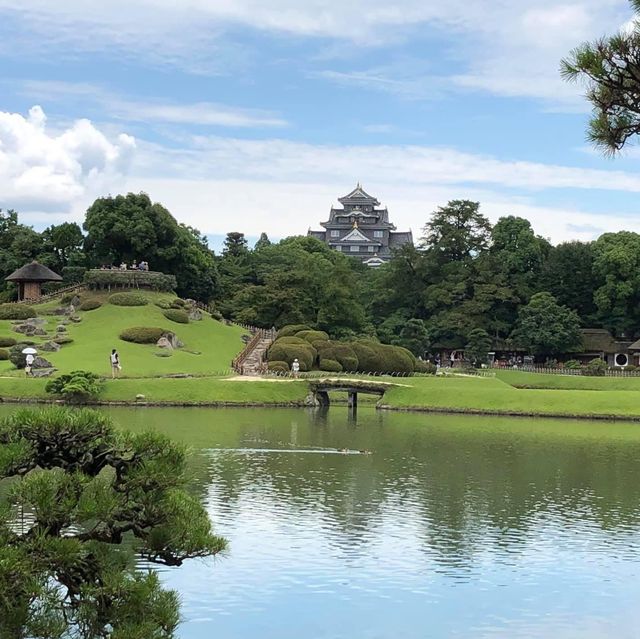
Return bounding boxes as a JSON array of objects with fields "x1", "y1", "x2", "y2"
[
  {"x1": 0, "y1": 408, "x2": 225, "y2": 637},
  {"x1": 41, "y1": 222, "x2": 85, "y2": 271},
  {"x1": 561, "y1": 0, "x2": 640, "y2": 153},
  {"x1": 592, "y1": 231, "x2": 640, "y2": 335},
  {"x1": 254, "y1": 232, "x2": 272, "y2": 250}
]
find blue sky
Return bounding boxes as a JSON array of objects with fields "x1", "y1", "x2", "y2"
[{"x1": 1, "y1": 0, "x2": 640, "y2": 247}]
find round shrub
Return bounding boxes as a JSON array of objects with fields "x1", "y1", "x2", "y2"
[
  {"x1": 79, "y1": 298, "x2": 102, "y2": 311},
  {"x1": 267, "y1": 342, "x2": 315, "y2": 371},
  {"x1": 108, "y1": 292, "x2": 148, "y2": 307},
  {"x1": 315, "y1": 340, "x2": 360, "y2": 371},
  {"x1": 296, "y1": 330, "x2": 329, "y2": 343},
  {"x1": 351, "y1": 341, "x2": 380, "y2": 373},
  {"x1": 119, "y1": 327, "x2": 166, "y2": 344},
  {"x1": 60, "y1": 293, "x2": 76, "y2": 305},
  {"x1": 352, "y1": 340, "x2": 415, "y2": 374},
  {"x1": 163, "y1": 309, "x2": 190, "y2": 324},
  {"x1": 0, "y1": 337, "x2": 17, "y2": 347},
  {"x1": 268, "y1": 360, "x2": 290, "y2": 373},
  {"x1": 319, "y1": 358, "x2": 342, "y2": 373},
  {"x1": 0, "y1": 349, "x2": 9, "y2": 360},
  {"x1": 154, "y1": 300, "x2": 172, "y2": 310},
  {"x1": 211, "y1": 310, "x2": 224, "y2": 321},
  {"x1": 277, "y1": 324, "x2": 311, "y2": 338},
  {"x1": 626, "y1": 364, "x2": 638, "y2": 372},
  {"x1": 0, "y1": 304, "x2": 37, "y2": 320},
  {"x1": 170, "y1": 298, "x2": 187, "y2": 308},
  {"x1": 563, "y1": 359, "x2": 582, "y2": 370},
  {"x1": 339, "y1": 356, "x2": 359, "y2": 372}
]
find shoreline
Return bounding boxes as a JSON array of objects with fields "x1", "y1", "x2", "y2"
[{"x1": 2, "y1": 394, "x2": 640, "y2": 422}]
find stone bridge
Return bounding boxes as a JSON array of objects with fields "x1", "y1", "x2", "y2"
[{"x1": 308, "y1": 378, "x2": 399, "y2": 408}]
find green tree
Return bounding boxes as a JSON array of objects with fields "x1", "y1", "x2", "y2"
[
  {"x1": 561, "y1": 0, "x2": 640, "y2": 153},
  {"x1": 541, "y1": 241, "x2": 598, "y2": 321},
  {"x1": 222, "y1": 232, "x2": 249, "y2": 258},
  {"x1": 591, "y1": 231, "x2": 640, "y2": 335},
  {"x1": 0, "y1": 408, "x2": 226, "y2": 638},
  {"x1": 465, "y1": 327, "x2": 493, "y2": 367},
  {"x1": 41, "y1": 222, "x2": 84, "y2": 271},
  {"x1": 254, "y1": 232, "x2": 272, "y2": 250},
  {"x1": 84, "y1": 193, "x2": 218, "y2": 301},
  {"x1": 512, "y1": 292, "x2": 582, "y2": 359},
  {"x1": 398, "y1": 319, "x2": 430, "y2": 357}
]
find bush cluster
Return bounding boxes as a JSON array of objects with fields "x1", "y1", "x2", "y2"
[
  {"x1": 79, "y1": 298, "x2": 102, "y2": 311},
  {"x1": 415, "y1": 360, "x2": 437, "y2": 375},
  {"x1": 170, "y1": 298, "x2": 187, "y2": 308},
  {"x1": 85, "y1": 269, "x2": 177, "y2": 292},
  {"x1": 0, "y1": 337, "x2": 17, "y2": 347},
  {"x1": 563, "y1": 359, "x2": 582, "y2": 370},
  {"x1": 163, "y1": 309, "x2": 190, "y2": 324},
  {"x1": 108, "y1": 292, "x2": 148, "y2": 307},
  {"x1": 45, "y1": 370, "x2": 103, "y2": 403},
  {"x1": 268, "y1": 325, "x2": 417, "y2": 374},
  {"x1": 119, "y1": 327, "x2": 166, "y2": 344},
  {"x1": 0, "y1": 304, "x2": 37, "y2": 320},
  {"x1": 0, "y1": 349, "x2": 9, "y2": 361}
]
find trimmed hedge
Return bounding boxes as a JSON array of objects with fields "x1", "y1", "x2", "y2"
[
  {"x1": 315, "y1": 340, "x2": 359, "y2": 371},
  {"x1": 275, "y1": 336, "x2": 310, "y2": 347},
  {"x1": 154, "y1": 300, "x2": 172, "y2": 310},
  {"x1": 267, "y1": 342, "x2": 316, "y2": 371},
  {"x1": 163, "y1": 309, "x2": 190, "y2": 324},
  {"x1": 268, "y1": 360, "x2": 290, "y2": 373},
  {"x1": 170, "y1": 298, "x2": 187, "y2": 308},
  {"x1": 85, "y1": 269, "x2": 177, "y2": 292},
  {"x1": 119, "y1": 327, "x2": 166, "y2": 344},
  {"x1": 319, "y1": 358, "x2": 342, "y2": 372},
  {"x1": 79, "y1": 298, "x2": 102, "y2": 311},
  {"x1": 0, "y1": 349, "x2": 9, "y2": 360},
  {"x1": 277, "y1": 324, "x2": 311, "y2": 338},
  {"x1": 0, "y1": 304, "x2": 37, "y2": 320},
  {"x1": 108, "y1": 292, "x2": 148, "y2": 307},
  {"x1": 415, "y1": 360, "x2": 437, "y2": 374},
  {"x1": 0, "y1": 337, "x2": 17, "y2": 347},
  {"x1": 352, "y1": 340, "x2": 415, "y2": 374},
  {"x1": 296, "y1": 330, "x2": 329, "y2": 343}
]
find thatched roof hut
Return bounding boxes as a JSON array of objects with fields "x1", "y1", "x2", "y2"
[{"x1": 5, "y1": 261, "x2": 62, "y2": 301}]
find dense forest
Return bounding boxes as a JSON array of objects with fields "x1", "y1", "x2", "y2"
[{"x1": 0, "y1": 192, "x2": 636, "y2": 359}]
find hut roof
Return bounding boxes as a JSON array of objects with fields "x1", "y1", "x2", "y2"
[
  {"x1": 5, "y1": 261, "x2": 63, "y2": 283},
  {"x1": 579, "y1": 328, "x2": 617, "y2": 353}
]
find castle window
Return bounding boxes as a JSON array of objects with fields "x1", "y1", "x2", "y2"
[
  {"x1": 350, "y1": 245, "x2": 359, "y2": 252},
  {"x1": 330, "y1": 230, "x2": 339, "y2": 237},
  {"x1": 368, "y1": 245, "x2": 375, "y2": 252},
  {"x1": 374, "y1": 230, "x2": 384, "y2": 238}
]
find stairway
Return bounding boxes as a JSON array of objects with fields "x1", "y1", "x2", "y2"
[{"x1": 237, "y1": 334, "x2": 275, "y2": 375}]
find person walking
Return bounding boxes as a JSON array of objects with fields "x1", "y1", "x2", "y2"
[
  {"x1": 292, "y1": 358, "x2": 300, "y2": 378},
  {"x1": 25, "y1": 353, "x2": 34, "y2": 377},
  {"x1": 110, "y1": 349, "x2": 121, "y2": 378}
]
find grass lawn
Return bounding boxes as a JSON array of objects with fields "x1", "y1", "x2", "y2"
[
  {"x1": 383, "y1": 375, "x2": 640, "y2": 419},
  {"x1": 496, "y1": 369, "x2": 640, "y2": 391},
  {"x1": 0, "y1": 291, "x2": 248, "y2": 377}
]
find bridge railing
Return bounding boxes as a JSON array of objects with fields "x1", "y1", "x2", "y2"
[{"x1": 232, "y1": 328, "x2": 277, "y2": 374}]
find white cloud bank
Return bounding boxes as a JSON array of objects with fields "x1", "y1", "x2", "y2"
[{"x1": 0, "y1": 106, "x2": 135, "y2": 213}]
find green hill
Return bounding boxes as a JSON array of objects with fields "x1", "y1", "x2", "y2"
[{"x1": 0, "y1": 291, "x2": 248, "y2": 378}]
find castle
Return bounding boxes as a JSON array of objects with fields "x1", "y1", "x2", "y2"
[{"x1": 308, "y1": 184, "x2": 413, "y2": 267}]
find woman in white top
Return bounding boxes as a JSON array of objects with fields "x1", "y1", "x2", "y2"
[
  {"x1": 110, "y1": 349, "x2": 120, "y2": 378},
  {"x1": 25, "y1": 353, "x2": 35, "y2": 377}
]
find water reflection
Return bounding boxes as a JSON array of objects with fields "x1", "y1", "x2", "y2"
[{"x1": 41, "y1": 406, "x2": 640, "y2": 638}]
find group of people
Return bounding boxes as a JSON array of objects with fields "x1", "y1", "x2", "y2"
[{"x1": 100, "y1": 261, "x2": 150, "y2": 271}]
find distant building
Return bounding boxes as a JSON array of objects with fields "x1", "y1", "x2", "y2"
[{"x1": 308, "y1": 184, "x2": 413, "y2": 266}]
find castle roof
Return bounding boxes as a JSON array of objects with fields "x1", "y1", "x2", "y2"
[
  {"x1": 338, "y1": 183, "x2": 380, "y2": 206},
  {"x1": 5, "y1": 261, "x2": 63, "y2": 283}
]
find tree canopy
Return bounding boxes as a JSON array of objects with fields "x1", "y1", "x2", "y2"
[{"x1": 0, "y1": 408, "x2": 226, "y2": 638}]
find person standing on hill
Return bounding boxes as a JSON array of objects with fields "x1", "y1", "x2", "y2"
[{"x1": 110, "y1": 349, "x2": 121, "y2": 379}]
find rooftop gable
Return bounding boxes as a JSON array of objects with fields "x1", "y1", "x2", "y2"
[
  {"x1": 338, "y1": 183, "x2": 380, "y2": 206},
  {"x1": 341, "y1": 227, "x2": 374, "y2": 242}
]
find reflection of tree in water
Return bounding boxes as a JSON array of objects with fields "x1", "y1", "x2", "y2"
[{"x1": 116, "y1": 406, "x2": 640, "y2": 567}]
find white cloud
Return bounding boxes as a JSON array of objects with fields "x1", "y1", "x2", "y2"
[
  {"x1": 20, "y1": 81, "x2": 288, "y2": 129},
  {"x1": 0, "y1": 106, "x2": 135, "y2": 213}
]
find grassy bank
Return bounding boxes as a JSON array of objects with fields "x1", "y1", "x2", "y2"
[
  {"x1": 496, "y1": 370, "x2": 640, "y2": 391},
  {"x1": 0, "y1": 376, "x2": 309, "y2": 406},
  {"x1": 382, "y1": 375, "x2": 640, "y2": 419}
]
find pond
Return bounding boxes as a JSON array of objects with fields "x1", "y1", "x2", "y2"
[{"x1": 8, "y1": 404, "x2": 640, "y2": 638}]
